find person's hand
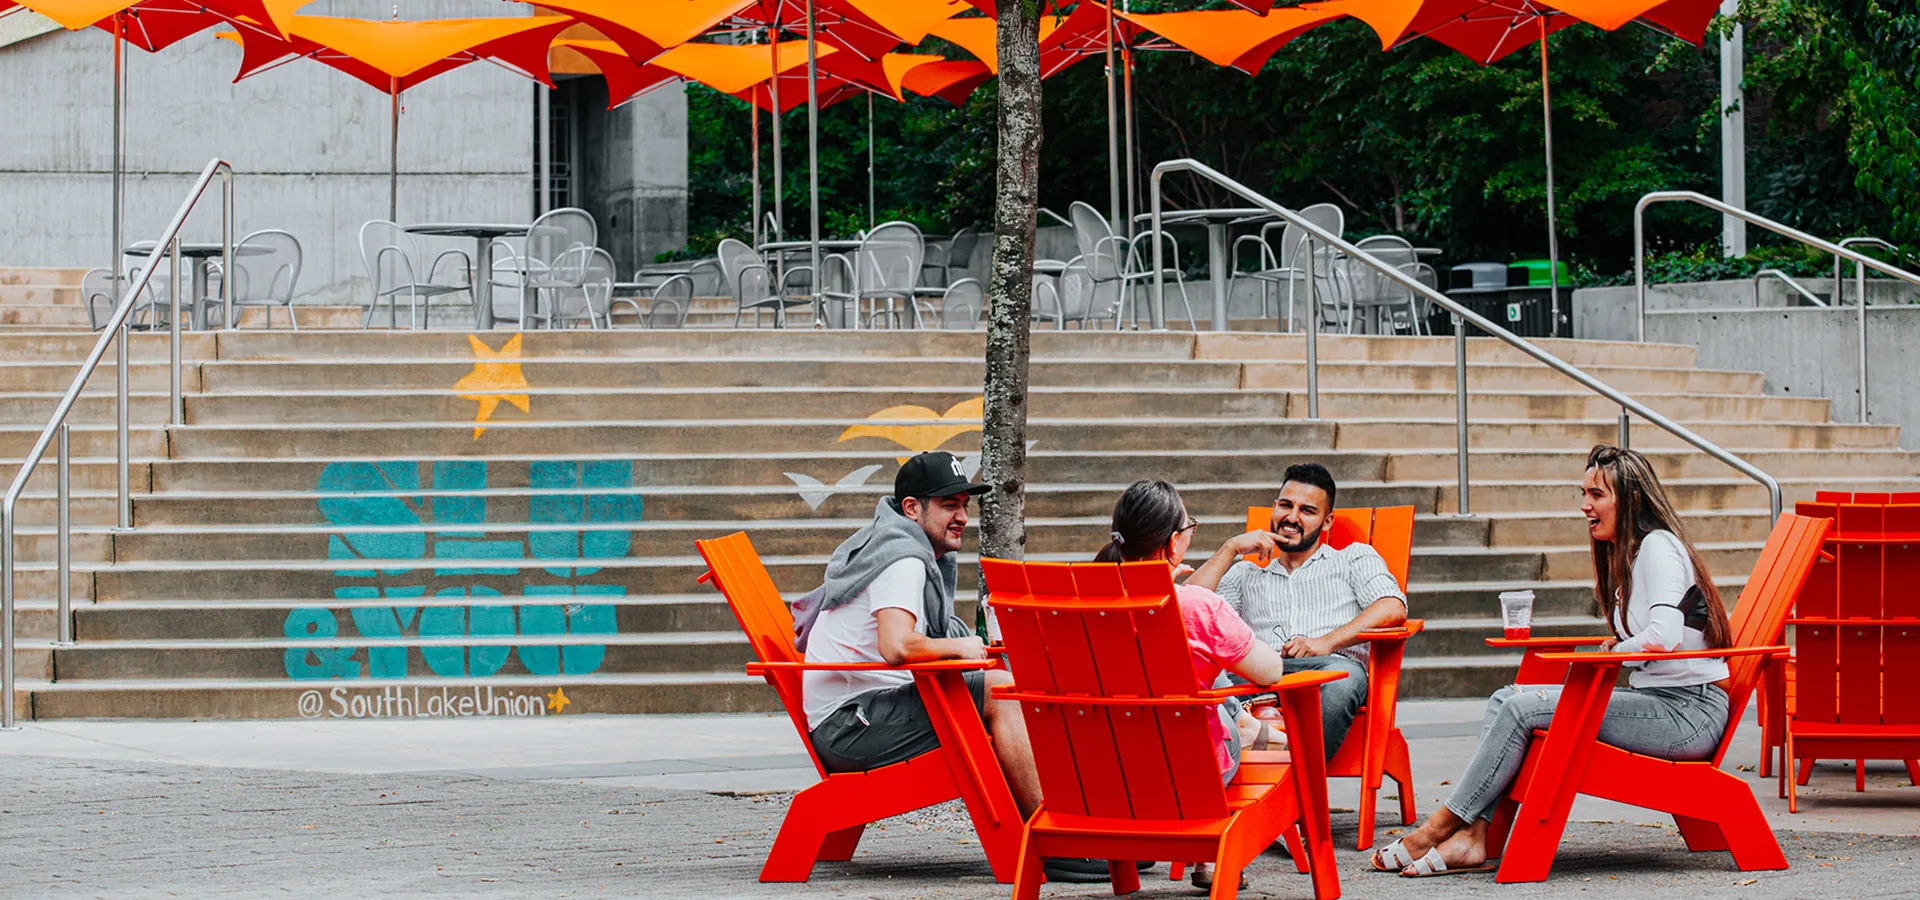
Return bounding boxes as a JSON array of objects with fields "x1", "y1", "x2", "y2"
[
  {"x1": 1171, "y1": 563, "x2": 1196, "y2": 579},
  {"x1": 1598, "y1": 637, "x2": 1619, "y2": 652},
  {"x1": 1224, "y1": 530, "x2": 1282, "y2": 559},
  {"x1": 949, "y1": 636, "x2": 990, "y2": 660},
  {"x1": 1281, "y1": 635, "x2": 1336, "y2": 659}
]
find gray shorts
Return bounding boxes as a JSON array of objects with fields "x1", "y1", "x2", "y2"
[{"x1": 809, "y1": 670, "x2": 988, "y2": 774}]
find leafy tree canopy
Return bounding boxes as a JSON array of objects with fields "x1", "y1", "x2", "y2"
[{"x1": 679, "y1": 1, "x2": 1906, "y2": 283}]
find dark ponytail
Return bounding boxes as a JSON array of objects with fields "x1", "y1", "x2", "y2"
[{"x1": 1095, "y1": 480, "x2": 1188, "y2": 563}]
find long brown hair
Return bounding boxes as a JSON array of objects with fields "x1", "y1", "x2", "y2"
[
  {"x1": 1586, "y1": 445, "x2": 1731, "y2": 648},
  {"x1": 1095, "y1": 480, "x2": 1187, "y2": 563}
]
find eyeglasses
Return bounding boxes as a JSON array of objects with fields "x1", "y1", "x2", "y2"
[{"x1": 1177, "y1": 518, "x2": 1199, "y2": 534}]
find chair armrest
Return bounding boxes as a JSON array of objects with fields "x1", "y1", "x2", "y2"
[
  {"x1": 746, "y1": 659, "x2": 1003, "y2": 675},
  {"x1": 1207, "y1": 669, "x2": 1350, "y2": 699},
  {"x1": 428, "y1": 248, "x2": 472, "y2": 286},
  {"x1": 779, "y1": 264, "x2": 815, "y2": 292},
  {"x1": 1484, "y1": 635, "x2": 1612, "y2": 650},
  {"x1": 1535, "y1": 645, "x2": 1789, "y2": 664},
  {"x1": 1352, "y1": 619, "x2": 1425, "y2": 642}
]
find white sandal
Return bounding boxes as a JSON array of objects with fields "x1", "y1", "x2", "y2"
[
  {"x1": 1371, "y1": 838, "x2": 1416, "y2": 872},
  {"x1": 1399, "y1": 847, "x2": 1495, "y2": 878}
]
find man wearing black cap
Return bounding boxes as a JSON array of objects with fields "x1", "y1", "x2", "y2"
[{"x1": 797, "y1": 450, "x2": 1042, "y2": 816}]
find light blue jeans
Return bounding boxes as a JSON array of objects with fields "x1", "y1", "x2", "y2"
[{"x1": 1443, "y1": 682, "x2": 1729, "y2": 824}]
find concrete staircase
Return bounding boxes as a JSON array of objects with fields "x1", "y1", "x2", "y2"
[{"x1": 2, "y1": 327, "x2": 1914, "y2": 720}]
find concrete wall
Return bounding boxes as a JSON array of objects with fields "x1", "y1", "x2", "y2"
[
  {"x1": 1644, "y1": 305, "x2": 1920, "y2": 448},
  {"x1": 0, "y1": 0, "x2": 688, "y2": 304},
  {"x1": 1574, "y1": 278, "x2": 1920, "y2": 448},
  {"x1": 1573, "y1": 278, "x2": 1919, "y2": 342},
  {"x1": 570, "y1": 76, "x2": 688, "y2": 277}
]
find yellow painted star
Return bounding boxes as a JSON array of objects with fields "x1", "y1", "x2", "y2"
[
  {"x1": 546, "y1": 686, "x2": 572, "y2": 713},
  {"x1": 453, "y1": 334, "x2": 531, "y2": 439}
]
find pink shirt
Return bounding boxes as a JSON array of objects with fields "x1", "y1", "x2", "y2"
[{"x1": 1177, "y1": 584, "x2": 1256, "y2": 773}]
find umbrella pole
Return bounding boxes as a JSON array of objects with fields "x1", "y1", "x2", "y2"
[
  {"x1": 111, "y1": 12, "x2": 124, "y2": 289},
  {"x1": 537, "y1": 83, "x2": 551, "y2": 215},
  {"x1": 112, "y1": 10, "x2": 129, "y2": 532},
  {"x1": 752, "y1": 100, "x2": 762, "y2": 247},
  {"x1": 1104, "y1": 0, "x2": 1120, "y2": 232},
  {"x1": 389, "y1": 78, "x2": 399, "y2": 222},
  {"x1": 769, "y1": 27, "x2": 783, "y2": 239},
  {"x1": 867, "y1": 93, "x2": 875, "y2": 231},
  {"x1": 1538, "y1": 16, "x2": 1560, "y2": 338},
  {"x1": 806, "y1": 0, "x2": 820, "y2": 329},
  {"x1": 1123, "y1": 39, "x2": 1136, "y2": 239}
]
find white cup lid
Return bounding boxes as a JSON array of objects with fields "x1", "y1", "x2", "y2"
[{"x1": 1497, "y1": 590, "x2": 1537, "y2": 602}]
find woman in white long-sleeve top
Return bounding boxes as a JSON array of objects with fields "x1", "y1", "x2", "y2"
[{"x1": 1373, "y1": 444, "x2": 1735, "y2": 878}]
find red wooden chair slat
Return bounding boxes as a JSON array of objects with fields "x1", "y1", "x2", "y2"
[
  {"x1": 697, "y1": 533, "x2": 1022, "y2": 882},
  {"x1": 1241, "y1": 503, "x2": 1421, "y2": 849},
  {"x1": 989, "y1": 559, "x2": 1342, "y2": 900},
  {"x1": 1480, "y1": 513, "x2": 1831, "y2": 882}
]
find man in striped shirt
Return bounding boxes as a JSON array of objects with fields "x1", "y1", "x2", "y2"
[{"x1": 1188, "y1": 462, "x2": 1408, "y2": 760}]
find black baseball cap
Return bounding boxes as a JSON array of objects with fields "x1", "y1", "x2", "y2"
[{"x1": 895, "y1": 451, "x2": 992, "y2": 500}]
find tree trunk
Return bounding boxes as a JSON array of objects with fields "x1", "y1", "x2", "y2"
[{"x1": 979, "y1": 0, "x2": 1044, "y2": 571}]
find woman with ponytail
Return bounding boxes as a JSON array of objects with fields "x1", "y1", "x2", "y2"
[
  {"x1": 1094, "y1": 481, "x2": 1296, "y2": 775},
  {"x1": 1374, "y1": 445, "x2": 1736, "y2": 879}
]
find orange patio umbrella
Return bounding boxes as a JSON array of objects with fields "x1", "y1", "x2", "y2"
[
  {"x1": 1118, "y1": 4, "x2": 1342, "y2": 74},
  {"x1": 562, "y1": 36, "x2": 836, "y2": 243},
  {"x1": 898, "y1": 58, "x2": 992, "y2": 105},
  {"x1": 696, "y1": 0, "x2": 967, "y2": 303},
  {"x1": 218, "y1": 14, "x2": 575, "y2": 220},
  {"x1": 1305, "y1": 0, "x2": 1724, "y2": 336},
  {"x1": 734, "y1": 50, "x2": 945, "y2": 229},
  {"x1": 560, "y1": 37, "x2": 832, "y2": 108},
  {"x1": 517, "y1": 0, "x2": 748, "y2": 64}
]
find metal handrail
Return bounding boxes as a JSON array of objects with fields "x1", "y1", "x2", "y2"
[
  {"x1": 1634, "y1": 192, "x2": 1920, "y2": 425},
  {"x1": 1752, "y1": 269, "x2": 1826, "y2": 307},
  {"x1": 1835, "y1": 237, "x2": 1899, "y2": 307},
  {"x1": 1151, "y1": 160, "x2": 1782, "y2": 526},
  {"x1": 1, "y1": 157, "x2": 233, "y2": 730}
]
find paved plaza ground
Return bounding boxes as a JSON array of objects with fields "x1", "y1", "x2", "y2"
[{"x1": 2, "y1": 701, "x2": 1915, "y2": 899}]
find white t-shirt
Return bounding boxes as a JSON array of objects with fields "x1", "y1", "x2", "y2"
[
  {"x1": 1612, "y1": 530, "x2": 1730, "y2": 688},
  {"x1": 802, "y1": 558, "x2": 929, "y2": 731}
]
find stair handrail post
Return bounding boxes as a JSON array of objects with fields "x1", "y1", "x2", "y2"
[
  {"x1": 1634, "y1": 192, "x2": 1920, "y2": 429},
  {"x1": 1149, "y1": 168, "x2": 1166, "y2": 332},
  {"x1": 1156, "y1": 161, "x2": 1782, "y2": 522},
  {"x1": 1, "y1": 157, "x2": 233, "y2": 731},
  {"x1": 1304, "y1": 231, "x2": 1318, "y2": 420},
  {"x1": 55, "y1": 424, "x2": 71, "y2": 648},
  {"x1": 1454, "y1": 317, "x2": 1469, "y2": 515}
]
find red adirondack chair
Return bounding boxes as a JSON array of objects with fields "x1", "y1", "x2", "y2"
[
  {"x1": 695, "y1": 532, "x2": 1024, "y2": 882},
  {"x1": 984, "y1": 558, "x2": 1345, "y2": 900},
  {"x1": 1776, "y1": 495, "x2": 1920, "y2": 810},
  {"x1": 1242, "y1": 503, "x2": 1423, "y2": 849},
  {"x1": 1478, "y1": 512, "x2": 1831, "y2": 883}
]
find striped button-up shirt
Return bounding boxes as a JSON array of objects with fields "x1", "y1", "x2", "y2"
[{"x1": 1216, "y1": 543, "x2": 1407, "y2": 661}]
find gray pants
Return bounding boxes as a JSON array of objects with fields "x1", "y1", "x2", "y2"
[
  {"x1": 1224, "y1": 653, "x2": 1367, "y2": 762},
  {"x1": 1443, "y1": 682, "x2": 1730, "y2": 824}
]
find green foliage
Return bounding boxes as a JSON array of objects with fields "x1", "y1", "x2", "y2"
[
  {"x1": 673, "y1": 1, "x2": 1904, "y2": 280},
  {"x1": 1590, "y1": 241, "x2": 1828, "y2": 287},
  {"x1": 1742, "y1": 0, "x2": 1919, "y2": 247}
]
